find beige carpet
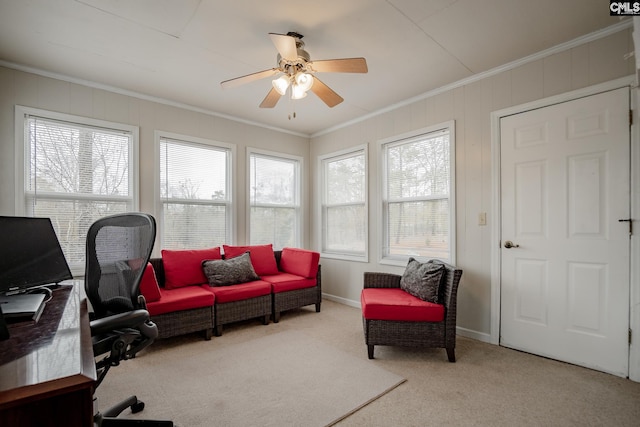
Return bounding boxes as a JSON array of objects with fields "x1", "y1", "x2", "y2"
[
  {"x1": 95, "y1": 329, "x2": 405, "y2": 426},
  {"x1": 96, "y1": 300, "x2": 640, "y2": 426}
]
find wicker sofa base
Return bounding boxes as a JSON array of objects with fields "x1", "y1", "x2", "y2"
[
  {"x1": 272, "y1": 286, "x2": 321, "y2": 323},
  {"x1": 214, "y1": 294, "x2": 272, "y2": 336},
  {"x1": 147, "y1": 250, "x2": 320, "y2": 340},
  {"x1": 151, "y1": 306, "x2": 214, "y2": 340},
  {"x1": 363, "y1": 318, "x2": 455, "y2": 362}
]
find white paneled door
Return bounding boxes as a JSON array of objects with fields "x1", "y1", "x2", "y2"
[{"x1": 500, "y1": 88, "x2": 630, "y2": 377}]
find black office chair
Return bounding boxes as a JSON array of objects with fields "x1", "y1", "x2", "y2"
[{"x1": 85, "y1": 213, "x2": 173, "y2": 427}]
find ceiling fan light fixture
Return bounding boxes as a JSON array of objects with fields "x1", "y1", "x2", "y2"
[
  {"x1": 291, "y1": 83, "x2": 308, "y2": 100},
  {"x1": 272, "y1": 75, "x2": 290, "y2": 95},
  {"x1": 295, "y1": 72, "x2": 313, "y2": 92}
]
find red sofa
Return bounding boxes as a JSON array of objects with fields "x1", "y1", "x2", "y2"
[{"x1": 139, "y1": 245, "x2": 321, "y2": 339}]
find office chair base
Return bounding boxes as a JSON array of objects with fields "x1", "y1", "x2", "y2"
[
  {"x1": 95, "y1": 395, "x2": 173, "y2": 426},
  {"x1": 99, "y1": 419, "x2": 173, "y2": 426},
  {"x1": 101, "y1": 395, "x2": 143, "y2": 418}
]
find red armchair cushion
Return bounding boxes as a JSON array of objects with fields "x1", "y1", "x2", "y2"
[
  {"x1": 222, "y1": 244, "x2": 279, "y2": 276},
  {"x1": 161, "y1": 247, "x2": 222, "y2": 289},
  {"x1": 361, "y1": 288, "x2": 445, "y2": 322},
  {"x1": 262, "y1": 273, "x2": 316, "y2": 293},
  {"x1": 139, "y1": 262, "x2": 162, "y2": 302},
  {"x1": 279, "y1": 247, "x2": 320, "y2": 278},
  {"x1": 146, "y1": 285, "x2": 215, "y2": 316},
  {"x1": 207, "y1": 280, "x2": 271, "y2": 303}
]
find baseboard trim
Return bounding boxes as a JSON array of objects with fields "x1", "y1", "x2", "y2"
[
  {"x1": 456, "y1": 326, "x2": 493, "y2": 344},
  {"x1": 322, "y1": 293, "x2": 360, "y2": 308}
]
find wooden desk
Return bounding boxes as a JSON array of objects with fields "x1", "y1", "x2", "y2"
[{"x1": 0, "y1": 282, "x2": 96, "y2": 426}]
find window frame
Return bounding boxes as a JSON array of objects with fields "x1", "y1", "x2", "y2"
[
  {"x1": 246, "y1": 147, "x2": 302, "y2": 249},
  {"x1": 378, "y1": 121, "x2": 456, "y2": 266},
  {"x1": 318, "y1": 145, "x2": 368, "y2": 262},
  {"x1": 14, "y1": 105, "x2": 140, "y2": 276},
  {"x1": 155, "y1": 130, "x2": 236, "y2": 249}
]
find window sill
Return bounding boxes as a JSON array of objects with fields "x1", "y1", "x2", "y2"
[{"x1": 320, "y1": 253, "x2": 369, "y2": 263}]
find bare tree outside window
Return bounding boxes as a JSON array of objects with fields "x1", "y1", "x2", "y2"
[
  {"x1": 249, "y1": 152, "x2": 300, "y2": 249},
  {"x1": 24, "y1": 114, "x2": 135, "y2": 270},
  {"x1": 383, "y1": 126, "x2": 453, "y2": 262},
  {"x1": 159, "y1": 136, "x2": 231, "y2": 249},
  {"x1": 321, "y1": 148, "x2": 367, "y2": 257}
]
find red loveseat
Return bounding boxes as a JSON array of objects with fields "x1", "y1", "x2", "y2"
[{"x1": 139, "y1": 245, "x2": 321, "y2": 340}]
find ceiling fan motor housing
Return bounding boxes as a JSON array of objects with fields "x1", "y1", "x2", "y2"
[{"x1": 277, "y1": 34, "x2": 311, "y2": 74}]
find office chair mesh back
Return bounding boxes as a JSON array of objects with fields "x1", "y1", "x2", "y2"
[
  {"x1": 85, "y1": 214, "x2": 173, "y2": 426},
  {"x1": 85, "y1": 213, "x2": 156, "y2": 318}
]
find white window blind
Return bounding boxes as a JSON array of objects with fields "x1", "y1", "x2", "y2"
[
  {"x1": 321, "y1": 148, "x2": 367, "y2": 257},
  {"x1": 159, "y1": 136, "x2": 231, "y2": 249},
  {"x1": 22, "y1": 111, "x2": 136, "y2": 272},
  {"x1": 382, "y1": 125, "x2": 454, "y2": 262},
  {"x1": 249, "y1": 151, "x2": 300, "y2": 249}
]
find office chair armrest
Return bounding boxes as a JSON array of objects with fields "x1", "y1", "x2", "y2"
[{"x1": 90, "y1": 309, "x2": 150, "y2": 336}]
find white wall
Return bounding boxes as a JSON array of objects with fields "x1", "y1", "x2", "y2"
[
  {"x1": 310, "y1": 28, "x2": 636, "y2": 341},
  {"x1": 0, "y1": 26, "x2": 635, "y2": 343},
  {"x1": 0, "y1": 67, "x2": 311, "y2": 255}
]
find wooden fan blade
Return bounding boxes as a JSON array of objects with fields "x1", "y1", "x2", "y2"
[
  {"x1": 310, "y1": 76, "x2": 343, "y2": 108},
  {"x1": 269, "y1": 33, "x2": 298, "y2": 61},
  {"x1": 221, "y1": 68, "x2": 279, "y2": 89},
  {"x1": 309, "y1": 58, "x2": 368, "y2": 73},
  {"x1": 259, "y1": 87, "x2": 282, "y2": 108}
]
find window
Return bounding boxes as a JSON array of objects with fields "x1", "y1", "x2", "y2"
[
  {"x1": 16, "y1": 106, "x2": 138, "y2": 274},
  {"x1": 380, "y1": 122, "x2": 455, "y2": 264},
  {"x1": 158, "y1": 132, "x2": 233, "y2": 249},
  {"x1": 319, "y1": 146, "x2": 367, "y2": 260},
  {"x1": 248, "y1": 149, "x2": 301, "y2": 249}
]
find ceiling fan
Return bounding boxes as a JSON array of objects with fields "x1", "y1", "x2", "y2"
[{"x1": 220, "y1": 32, "x2": 368, "y2": 109}]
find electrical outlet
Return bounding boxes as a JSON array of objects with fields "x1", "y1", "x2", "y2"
[{"x1": 478, "y1": 212, "x2": 487, "y2": 226}]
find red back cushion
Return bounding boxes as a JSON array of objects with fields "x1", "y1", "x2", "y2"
[
  {"x1": 139, "y1": 262, "x2": 162, "y2": 302},
  {"x1": 222, "y1": 244, "x2": 279, "y2": 276},
  {"x1": 279, "y1": 248, "x2": 320, "y2": 278},
  {"x1": 161, "y1": 247, "x2": 222, "y2": 289}
]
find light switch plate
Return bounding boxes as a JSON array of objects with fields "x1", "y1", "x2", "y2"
[{"x1": 478, "y1": 212, "x2": 487, "y2": 226}]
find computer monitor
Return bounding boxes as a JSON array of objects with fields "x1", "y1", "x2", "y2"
[{"x1": 0, "y1": 216, "x2": 73, "y2": 295}]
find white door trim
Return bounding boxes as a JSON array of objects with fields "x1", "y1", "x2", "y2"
[{"x1": 489, "y1": 75, "x2": 638, "y2": 381}]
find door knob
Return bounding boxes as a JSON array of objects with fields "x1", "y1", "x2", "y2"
[{"x1": 504, "y1": 240, "x2": 520, "y2": 249}]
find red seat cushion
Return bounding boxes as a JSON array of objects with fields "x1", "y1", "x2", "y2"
[
  {"x1": 207, "y1": 280, "x2": 272, "y2": 303},
  {"x1": 361, "y1": 288, "x2": 445, "y2": 322},
  {"x1": 139, "y1": 262, "x2": 162, "y2": 302},
  {"x1": 262, "y1": 273, "x2": 316, "y2": 293},
  {"x1": 279, "y1": 247, "x2": 320, "y2": 278},
  {"x1": 161, "y1": 247, "x2": 221, "y2": 289},
  {"x1": 222, "y1": 244, "x2": 279, "y2": 276},
  {"x1": 146, "y1": 286, "x2": 215, "y2": 316}
]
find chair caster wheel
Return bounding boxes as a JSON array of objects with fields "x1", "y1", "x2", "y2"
[{"x1": 131, "y1": 400, "x2": 145, "y2": 413}]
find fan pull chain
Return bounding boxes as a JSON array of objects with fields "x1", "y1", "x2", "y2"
[{"x1": 288, "y1": 90, "x2": 296, "y2": 120}]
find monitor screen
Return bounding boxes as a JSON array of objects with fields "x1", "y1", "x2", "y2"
[{"x1": 0, "y1": 216, "x2": 73, "y2": 294}]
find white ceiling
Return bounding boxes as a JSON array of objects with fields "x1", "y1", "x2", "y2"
[{"x1": 0, "y1": 0, "x2": 627, "y2": 136}]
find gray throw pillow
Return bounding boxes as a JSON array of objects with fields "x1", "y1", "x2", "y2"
[
  {"x1": 202, "y1": 252, "x2": 260, "y2": 286},
  {"x1": 399, "y1": 257, "x2": 445, "y2": 303}
]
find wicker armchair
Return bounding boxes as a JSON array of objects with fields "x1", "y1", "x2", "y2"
[{"x1": 361, "y1": 260, "x2": 462, "y2": 361}]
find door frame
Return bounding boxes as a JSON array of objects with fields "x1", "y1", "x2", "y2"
[{"x1": 489, "y1": 75, "x2": 639, "y2": 381}]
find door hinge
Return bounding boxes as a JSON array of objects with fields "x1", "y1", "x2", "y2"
[
  {"x1": 630, "y1": 328, "x2": 633, "y2": 345},
  {"x1": 630, "y1": 110, "x2": 633, "y2": 126}
]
